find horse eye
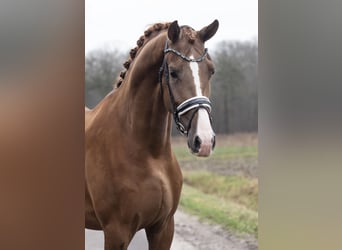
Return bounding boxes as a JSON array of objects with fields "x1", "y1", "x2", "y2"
[
  {"x1": 211, "y1": 69, "x2": 215, "y2": 75},
  {"x1": 170, "y1": 71, "x2": 178, "y2": 79}
]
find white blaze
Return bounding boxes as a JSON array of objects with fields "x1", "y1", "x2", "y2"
[
  {"x1": 189, "y1": 60, "x2": 202, "y2": 96},
  {"x1": 189, "y1": 58, "x2": 214, "y2": 154}
]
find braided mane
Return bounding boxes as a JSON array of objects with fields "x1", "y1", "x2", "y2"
[{"x1": 115, "y1": 22, "x2": 171, "y2": 88}]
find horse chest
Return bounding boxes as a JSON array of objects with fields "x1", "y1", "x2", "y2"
[
  {"x1": 137, "y1": 167, "x2": 176, "y2": 221},
  {"x1": 125, "y1": 158, "x2": 180, "y2": 226}
]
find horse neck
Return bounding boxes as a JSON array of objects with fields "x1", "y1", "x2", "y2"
[{"x1": 118, "y1": 32, "x2": 172, "y2": 154}]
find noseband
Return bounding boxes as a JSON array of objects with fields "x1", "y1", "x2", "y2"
[{"x1": 159, "y1": 41, "x2": 213, "y2": 135}]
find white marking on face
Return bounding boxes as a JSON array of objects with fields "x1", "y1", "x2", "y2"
[
  {"x1": 189, "y1": 57, "x2": 215, "y2": 155},
  {"x1": 197, "y1": 108, "x2": 214, "y2": 141},
  {"x1": 189, "y1": 59, "x2": 202, "y2": 96}
]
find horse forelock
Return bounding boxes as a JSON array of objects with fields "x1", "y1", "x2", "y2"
[
  {"x1": 115, "y1": 22, "x2": 171, "y2": 88},
  {"x1": 180, "y1": 26, "x2": 198, "y2": 44}
]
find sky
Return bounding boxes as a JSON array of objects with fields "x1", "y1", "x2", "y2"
[{"x1": 85, "y1": 0, "x2": 257, "y2": 54}]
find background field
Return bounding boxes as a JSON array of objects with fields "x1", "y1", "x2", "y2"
[{"x1": 172, "y1": 133, "x2": 258, "y2": 237}]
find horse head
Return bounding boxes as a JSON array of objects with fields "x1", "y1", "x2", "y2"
[{"x1": 160, "y1": 20, "x2": 219, "y2": 157}]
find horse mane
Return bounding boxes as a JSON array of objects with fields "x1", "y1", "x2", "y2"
[{"x1": 115, "y1": 22, "x2": 171, "y2": 88}]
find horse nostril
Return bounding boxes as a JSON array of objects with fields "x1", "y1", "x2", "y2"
[
  {"x1": 194, "y1": 136, "x2": 202, "y2": 152},
  {"x1": 212, "y1": 135, "x2": 216, "y2": 149}
]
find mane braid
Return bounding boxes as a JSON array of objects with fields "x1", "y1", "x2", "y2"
[{"x1": 114, "y1": 22, "x2": 171, "y2": 88}]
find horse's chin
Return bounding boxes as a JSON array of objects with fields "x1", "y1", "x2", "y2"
[{"x1": 191, "y1": 150, "x2": 211, "y2": 157}]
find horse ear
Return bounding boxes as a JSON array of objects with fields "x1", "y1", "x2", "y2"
[
  {"x1": 198, "y1": 19, "x2": 219, "y2": 42},
  {"x1": 168, "y1": 20, "x2": 180, "y2": 43}
]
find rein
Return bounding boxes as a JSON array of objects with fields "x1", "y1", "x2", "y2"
[{"x1": 159, "y1": 40, "x2": 213, "y2": 136}]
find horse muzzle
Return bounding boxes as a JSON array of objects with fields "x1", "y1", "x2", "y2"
[
  {"x1": 173, "y1": 96, "x2": 215, "y2": 157},
  {"x1": 188, "y1": 134, "x2": 216, "y2": 157}
]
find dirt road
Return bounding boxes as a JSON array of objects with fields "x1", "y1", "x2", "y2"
[{"x1": 85, "y1": 210, "x2": 257, "y2": 250}]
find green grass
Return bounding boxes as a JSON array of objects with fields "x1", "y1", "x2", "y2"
[
  {"x1": 173, "y1": 145, "x2": 258, "y2": 161},
  {"x1": 180, "y1": 184, "x2": 258, "y2": 236},
  {"x1": 183, "y1": 171, "x2": 258, "y2": 211},
  {"x1": 172, "y1": 137, "x2": 258, "y2": 237},
  {"x1": 211, "y1": 146, "x2": 258, "y2": 159}
]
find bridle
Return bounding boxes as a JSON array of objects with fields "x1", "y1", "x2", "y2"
[{"x1": 159, "y1": 40, "x2": 213, "y2": 136}]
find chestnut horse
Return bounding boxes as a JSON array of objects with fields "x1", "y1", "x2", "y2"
[{"x1": 85, "y1": 20, "x2": 219, "y2": 250}]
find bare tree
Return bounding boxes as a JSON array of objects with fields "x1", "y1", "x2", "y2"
[
  {"x1": 211, "y1": 40, "x2": 258, "y2": 133},
  {"x1": 85, "y1": 48, "x2": 125, "y2": 108}
]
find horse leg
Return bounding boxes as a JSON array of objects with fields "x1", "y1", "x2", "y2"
[
  {"x1": 103, "y1": 222, "x2": 131, "y2": 250},
  {"x1": 146, "y1": 216, "x2": 175, "y2": 250}
]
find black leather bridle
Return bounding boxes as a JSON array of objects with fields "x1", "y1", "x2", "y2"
[{"x1": 159, "y1": 40, "x2": 213, "y2": 136}]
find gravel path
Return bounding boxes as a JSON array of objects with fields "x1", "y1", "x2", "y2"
[{"x1": 85, "y1": 210, "x2": 257, "y2": 250}]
